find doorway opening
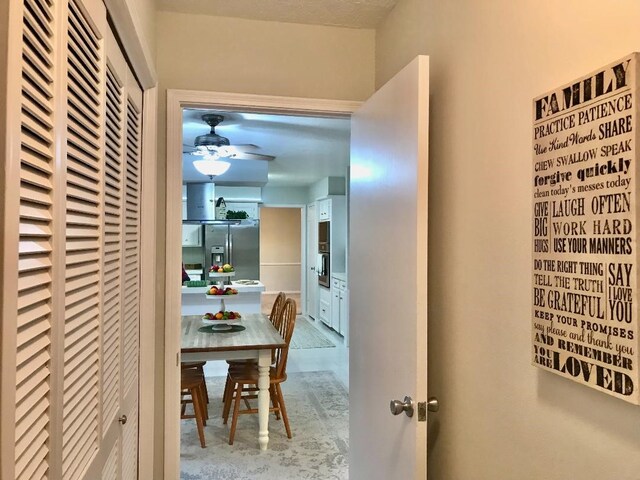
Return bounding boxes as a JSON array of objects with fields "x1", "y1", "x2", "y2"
[{"x1": 166, "y1": 91, "x2": 360, "y2": 478}]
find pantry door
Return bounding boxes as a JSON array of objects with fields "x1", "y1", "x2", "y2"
[{"x1": 349, "y1": 56, "x2": 430, "y2": 480}]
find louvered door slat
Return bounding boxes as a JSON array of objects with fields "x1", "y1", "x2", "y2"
[
  {"x1": 20, "y1": 130, "x2": 53, "y2": 162},
  {"x1": 66, "y1": 260, "x2": 99, "y2": 278},
  {"x1": 22, "y1": 85, "x2": 53, "y2": 125},
  {"x1": 15, "y1": 352, "x2": 49, "y2": 402},
  {"x1": 66, "y1": 170, "x2": 100, "y2": 194},
  {"x1": 68, "y1": 129, "x2": 101, "y2": 158},
  {"x1": 15, "y1": 415, "x2": 48, "y2": 475},
  {"x1": 17, "y1": 285, "x2": 50, "y2": 312},
  {"x1": 23, "y1": 3, "x2": 53, "y2": 51},
  {"x1": 15, "y1": 381, "x2": 49, "y2": 445},
  {"x1": 62, "y1": 405, "x2": 98, "y2": 478},
  {"x1": 18, "y1": 252, "x2": 52, "y2": 272},
  {"x1": 14, "y1": 1, "x2": 56, "y2": 477},
  {"x1": 61, "y1": 1, "x2": 103, "y2": 478},
  {"x1": 16, "y1": 315, "x2": 50, "y2": 349},
  {"x1": 68, "y1": 1, "x2": 99, "y2": 57},
  {"x1": 16, "y1": 303, "x2": 51, "y2": 332},
  {"x1": 19, "y1": 239, "x2": 52, "y2": 255},
  {"x1": 121, "y1": 398, "x2": 138, "y2": 480},
  {"x1": 20, "y1": 185, "x2": 52, "y2": 208},
  {"x1": 24, "y1": 0, "x2": 53, "y2": 31},
  {"x1": 101, "y1": 438, "x2": 119, "y2": 480},
  {"x1": 22, "y1": 110, "x2": 53, "y2": 143},
  {"x1": 22, "y1": 27, "x2": 52, "y2": 70},
  {"x1": 16, "y1": 433, "x2": 48, "y2": 480},
  {"x1": 18, "y1": 268, "x2": 51, "y2": 291},
  {"x1": 100, "y1": 59, "x2": 125, "y2": 441},
  {"x1": 69, "y1": 96, "x2": 100, "y2": 130},
  {"x1": 22, "y1": 47, "x2": 54, "y2": 90},
  {"x1": 15, "y1": 373, "x2": 49, "y2": 422},
  {"x1": 20, "y1": 203, "x2": 52, "y2": 223},
  {"x1": 66, "y1": 211, "x2": 100, "y2": 227},
  {"x1": 21, "y1": 144, "x2": 54, "y2": 174},
  {"x1": 19, "y1": 220, "x2": 51, "y2": 237}
]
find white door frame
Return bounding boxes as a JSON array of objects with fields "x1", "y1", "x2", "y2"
[{"x1": 164, "y1": 90, "x2": 361, "y2": 477}]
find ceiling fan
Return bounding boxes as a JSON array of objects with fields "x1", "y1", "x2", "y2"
[{"x1": 183, "y1": 114, "x2": 275, "y2": 161}]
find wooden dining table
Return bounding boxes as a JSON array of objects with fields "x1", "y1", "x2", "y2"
[{"x1": 181, "y1": 313, "x2": 286, "y2": 450}]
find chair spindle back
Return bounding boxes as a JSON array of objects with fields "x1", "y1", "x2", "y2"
[{"x1": 275, "y1": 298, "x2": 297, "y2": 378}]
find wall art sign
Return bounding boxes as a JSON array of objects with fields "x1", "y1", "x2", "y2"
[{"x1": 532, "y1": 53, "x2": 640, "y2": 404}]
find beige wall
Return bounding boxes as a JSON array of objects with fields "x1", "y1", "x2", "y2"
[
  {"x1": 376, "y1": 1, "x2": 640, "y2": 478},
  {"x1": 132, "y1": 0, "x2": 157, "y2": 62},
  {"x1": 156, "y1": 12, "x2": 375, "y2": 100},
  {"x1": 154, "y1": 14, "x2": 375, "y2": 477},
  {"x1": 260, "y1": 207, "x2": 302, "y2": 293}
]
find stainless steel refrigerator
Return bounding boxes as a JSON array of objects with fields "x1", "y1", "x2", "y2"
[{"x1": 203, "y1": 220, "x2": 260, "y2": 280}]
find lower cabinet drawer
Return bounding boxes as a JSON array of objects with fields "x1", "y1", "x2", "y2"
[{"x1": 319, "y1": 299, "x2": 330, "y2": 325}]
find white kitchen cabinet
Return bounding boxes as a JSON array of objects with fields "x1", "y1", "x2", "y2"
[
  {"x1": 331, "y1": 276, "x2": 348, "y2": 335},
  {"x1": 318, "y1": 286, "x2": 331, "y2": 326},
  {"x1": 318, "y1": 198, "x2": 331, "y2": 220},
  {"x1": 182, "y1": 224, "x2": 202, "y2": 246}
]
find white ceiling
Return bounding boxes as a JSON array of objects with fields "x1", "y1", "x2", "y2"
[
  {"x1": 182, "y1": 109, "x2": 351, "y2": 187},
  {"x1": 157, "y1": 0, "x2": 397, "y2": 29}
]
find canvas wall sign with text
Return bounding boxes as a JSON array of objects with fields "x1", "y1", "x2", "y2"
[{"x1": 532, "y1": 53, "x2": 640, "y2": 404}]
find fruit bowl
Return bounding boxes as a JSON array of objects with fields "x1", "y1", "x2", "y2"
[
  {"x1": 209, "y1": 263, "x2": 235, "y2": 274},
  {"x1": 205, "y1": 286, "x2": 238, "y2": 297},
  {"x1": 201, "y1": 311, "x2": 242, "y2": 323}
]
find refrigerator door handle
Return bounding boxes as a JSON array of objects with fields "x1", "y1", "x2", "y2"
[
  {"x1": 225, "y1": 233, "x2": 229, "y2": 265},
  {"x1": 229, "y1": 233, "x2": 233, "y2": 266}
]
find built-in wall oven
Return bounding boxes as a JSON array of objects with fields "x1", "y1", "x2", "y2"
[{"x1": 318, "y1": 220, "x2": 330, "y2": 287}]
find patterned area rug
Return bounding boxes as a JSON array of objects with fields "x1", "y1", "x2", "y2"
[
  {"x1": 180, "y1": 371, "x2": 348, "y2": 480},
  {"x1": 290, "y1": 316, "x2": 335, "y2": 349}
]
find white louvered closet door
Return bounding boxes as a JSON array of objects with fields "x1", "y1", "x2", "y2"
[{"x1": 1, "y1": 1, "x2": 143, "y2": 479}]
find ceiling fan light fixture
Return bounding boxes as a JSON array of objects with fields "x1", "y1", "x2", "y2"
[{"x1": 193, "y1": 159, "x2": 231, "y2": 177}]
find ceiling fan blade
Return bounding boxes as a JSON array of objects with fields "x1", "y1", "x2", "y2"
[
  {"x1": 231, "y1": 144, "x2": 260, "y2": 151},
  {"x1": 228, "y1": 152, "x2": 275, "y2": 161}
]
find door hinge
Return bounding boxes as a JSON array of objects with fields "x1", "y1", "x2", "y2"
[
  {"x1": 176, "y1": 352, "x2": 180, "y2": 367},
  {"x1": 417, "y1": 402, "x2": 427, "y2": 422}
]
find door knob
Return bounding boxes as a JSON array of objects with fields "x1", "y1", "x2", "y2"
[
  {"x1": 118, "y1": 415, "x2": 128, "y2": 425},
  {"x1": 427, "y1": 397, "x2": 439, "y2": 412},
  {"x1": 390, "y1": 396, "x2": 414, "y2": 417}
]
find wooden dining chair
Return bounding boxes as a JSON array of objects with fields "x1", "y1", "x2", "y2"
[
  {"x1": 222, "y1": 291, "x2": 287, "y2": 405},
  {"x1": 180, "y1": 365, "x2": 209, "y2": 448},
  {"x1": 182, "y1": 361, "x2": 209, "y2": 404},
  {"x1": 223, "y1": 298, "x2": 297, "y2": 445}
]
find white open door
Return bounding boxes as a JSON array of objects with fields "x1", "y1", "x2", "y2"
[{"x1": 349, "y1": 56, "x2": 429, "y2": 479}]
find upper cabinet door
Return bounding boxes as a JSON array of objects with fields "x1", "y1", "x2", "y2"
[
  {"x1": 182, "y1": 224, "x2": 202, "y2": 246},
  {"x1": 318, "y1": 198, "x2": 331, "y2": 220},
  {"x1": 349, "y1": 56, "x2": 430, "y2": 480}
]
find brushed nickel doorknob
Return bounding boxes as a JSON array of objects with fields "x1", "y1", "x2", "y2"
[
  {"x1": 427, "y1": 397, "x2": 439, "y2": 412},
  {"x1": 390, "y1": 396, "x2": 414, "y2": 417}
]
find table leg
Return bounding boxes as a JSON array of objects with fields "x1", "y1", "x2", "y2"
[{"x1": 257, "y1": 350, "x2": 270, "y2": 451}]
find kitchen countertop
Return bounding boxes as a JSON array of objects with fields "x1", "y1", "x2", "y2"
[{"x1": 181, "y1": 280, "x2": 265, "y2": 294}]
